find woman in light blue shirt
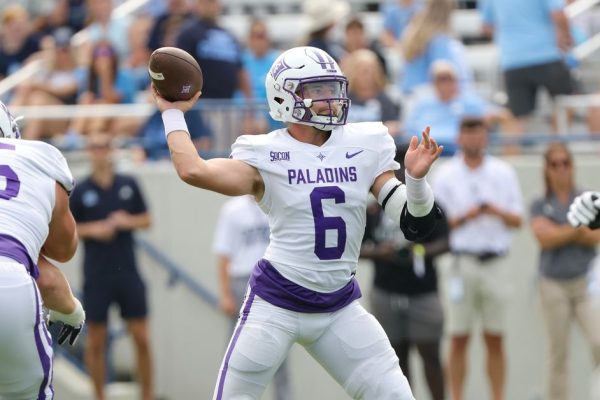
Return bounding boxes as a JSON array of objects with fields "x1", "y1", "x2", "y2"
[{"x1": 400, "y1": 0, "x2": 473, "y2": 95}]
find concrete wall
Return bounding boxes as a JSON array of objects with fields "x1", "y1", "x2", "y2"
[{"x1": 58, "y1": 154, "x2": 600, "y2": 400}]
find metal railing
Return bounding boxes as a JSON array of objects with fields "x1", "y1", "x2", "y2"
[
  {"x1": 135, "y1": 236, "x2": 219, "y2": 308},
  {"x1": 555, "y1": 94, "x2": 600, "y2": 135}
]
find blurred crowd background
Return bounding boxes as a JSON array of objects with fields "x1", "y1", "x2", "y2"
[{"x1": 2, "y1": 0, "x2": 600, "y2": 159}]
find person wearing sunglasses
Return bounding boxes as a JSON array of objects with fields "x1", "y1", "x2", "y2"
[{"x1": 530, "y1": 142, "x2": 600, "y2": 400}]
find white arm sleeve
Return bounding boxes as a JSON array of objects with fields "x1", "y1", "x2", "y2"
[{"x1": 377, "y1": 174, "x2": 434, "y2": 223}]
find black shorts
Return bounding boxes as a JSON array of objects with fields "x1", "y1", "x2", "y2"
[
  {"x1": 504, "y1": 60, "x2": 574, "y2": 117},
  {"x1": 83, "y1": 273, "x2": 148, "y2": 323}
]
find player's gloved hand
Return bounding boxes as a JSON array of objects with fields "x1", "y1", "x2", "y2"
[
  {"x1": 49, "y1": 298, "x2": 85, "y2": 346},
  {"x1": 567, "y1": 191, "x2": 600, "y2": 229}
]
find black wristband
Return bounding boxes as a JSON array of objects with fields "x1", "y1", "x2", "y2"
[{"x1": 400, "y1": 202, "x2": 443, "y2": 241}]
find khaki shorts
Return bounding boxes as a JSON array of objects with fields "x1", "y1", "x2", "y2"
[{"x1": 438, "y1": 254, "x2": 508, "y2": 335}]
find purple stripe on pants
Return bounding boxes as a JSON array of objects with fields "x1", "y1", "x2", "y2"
[
  {"x1": 32, "y1": 278, "x2": 53, "y2": 399},
  {"x1": 215, "y1": 290, "x2": 256, "y2": 399}
]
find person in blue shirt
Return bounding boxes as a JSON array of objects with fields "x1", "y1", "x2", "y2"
[
  {"x1": 400, "y1": 0, "x2": 473, "y2": 95},
  {"x1": 241, "y1": 19, "x2": 282, "y2": 133},
  {"x1": 70, "y1": 133, "x2": 154, "y2": 400},
  {"x1": 380, "y1": 0, "x2": 422, "y2": 48},
  {"x1": 404, "y1": 60, "x2": 508, "y2": 156},
  {"x1": 176, "y1": 0, "x2": 251, "y2": 100},
  {"x1": 481, "y1": 0, "x2": 574, "y2": 137},
  {"x1": 136, "y1": 108, "x2": 212, "y2": 161}
]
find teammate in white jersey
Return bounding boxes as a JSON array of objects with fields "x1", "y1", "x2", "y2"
[
  {"x1": 154, "y1": 46, "x2": 443, "y2": 399},
  {"x1": 0, "y1": 102, "x2": 85, "y2": 399}
]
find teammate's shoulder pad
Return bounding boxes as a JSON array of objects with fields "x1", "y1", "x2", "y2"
[{"x1": 26, "y1": 140, "x2": 75, "y2": 194}]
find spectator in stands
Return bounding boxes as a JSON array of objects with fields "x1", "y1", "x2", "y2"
[
  {"x1": 530, "y1": 142, "x2": 600, "y2": 400},
  {"x1": 147, "y1": 0, "x2": 192, "y2": 51},
  {"x1": 110, "y1": 16, "x2": 156, "y2": 138},
  {"x1": 43, "y1": 0, "x2": 87, "y2": 34},
  {"x1": 432, "y1": 117, "x2": 523, "y2": 400},
  {"x1": 241, "y1": 18, "x2": 281, "y2": 133},
  {"x1": 176, "y1": 0, "x2": 250, "y2": 100},
  {"x1": 10, "y1": 27, "x2": 79, "y2": 139},
  {"x1": 481, "y1": 0, "x2": 574, "y2": 140},
  {"x1": 400, "y1": 0, "x2": 473, "y2": 95},
  {"x1": 176, "y1": 0, "x2": 254, "y2": 138},
  {"x1": 361, "y1": 144, "x2": 448, "y2": 400},
  {"x1": 34, "y1": 0, "x2": 86, "y2": 36},
  {"x1": 0, "y1": 0, "x2": 57, "y2": 33},
  {"x1": 85, "y1": 0, "x2": 131, "y2": 60},
  {"x1": 0, "y1": 5, "x2": 42, "y2": 79},
  {"x1": 342, "y1": 49, "x2": 401, "y2": 136},
  {"x1": 212, "y1": 195, "x2": 293, "y2": 400},
  {"x1": 404, "y1": 60, "x2": 510, "y2": 155},
  {"x1": 68, "y1": 41, "x2": 136, "y2": 137},
  {"x1": 70, "y1": 133, "x2": 153, "y2": 400},
  {"x1": 342, "y1": 16, "x2": 388, "y2": 77},
  {"x1": 380, "y1": 0, "x2": 422, "y2": 48},
  {"x1": 135, "y1": 108, "x2": 212, "y2": 161},
  {"x1": 122, "y1": 16, "x2": 153, "y2": 95},
  {"x1": 302, "y1": 0, "x2": 349, "y2": 62}
]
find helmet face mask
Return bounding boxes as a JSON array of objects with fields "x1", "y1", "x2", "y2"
[
  {"x1": 0, "y1": 101, "x2": 21, "y2": 139},
  {"x1": 266, "y1": 47, "x2": 351, "y2": 131}
]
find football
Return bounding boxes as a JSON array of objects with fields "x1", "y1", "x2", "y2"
[{"x1": 148, "y1": 47, "x2": 203, "y2": 102}]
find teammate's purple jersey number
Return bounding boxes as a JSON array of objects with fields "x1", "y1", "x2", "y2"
[
  {"x1": 310, "y1": 186, "x2": 346, "y2": 260},
  {"x1": 0, "y1": 143, "x2": 20, "y2": 200}
]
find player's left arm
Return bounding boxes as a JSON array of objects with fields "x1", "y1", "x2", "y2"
[
  {"x1": 371, "y1": 127, "x2": 443, "y2": 241},
  {"x1": 42, "y1": 183, "x2": 78, "y2": 262},
  {"x1": 37, "y1": 256, "x2": 76, "y2": 314},
  {"x1": 36, "y1": 256, "x2": 85, "y2": 346}
]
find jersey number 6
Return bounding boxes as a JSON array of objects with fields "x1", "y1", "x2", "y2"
[
  {"x1": 0, "y1": 143, "x2": 20, "y2": 200},
  {"x1": 310, "y1": 186, "x2": 346, "y2": 260}
]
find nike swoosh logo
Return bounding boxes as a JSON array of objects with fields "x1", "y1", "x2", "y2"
[{"x1": 346, "y1": 150, "x2": 364, "y2": 159}]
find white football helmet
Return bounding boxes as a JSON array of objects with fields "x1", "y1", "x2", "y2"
[
  {"x1": 265, "y1": 46, "x2": 350, "y2": 131},
  {"x1": 0, "y1": 101, "x2": 21, "y2": 139}
]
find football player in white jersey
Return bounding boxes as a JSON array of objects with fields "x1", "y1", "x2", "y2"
[
  {"x1": 0, "y1": 102, "x2": 85, "y2": 399},
  {"x1": 153, "y1": 46, "x2": 443, "y2": 400}
]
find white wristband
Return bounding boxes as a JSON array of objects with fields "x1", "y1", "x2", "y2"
[
  {"x1": 49, "y1": 298, "x2": 85, "y2": 326},
  {"x1": 405, "y1": 171, "x2": 434, "y2": 217},
  {"x1": 161, "y1": 109, "x2": 189, "y2": 138}
]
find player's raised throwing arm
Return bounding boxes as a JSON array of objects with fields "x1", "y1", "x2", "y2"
[
  {"x1": 153, "y1": 88, "x2": 263, "y2": 198},
  {"x1": 371, "y1": 127, "x2": 443, "y2": 240}
]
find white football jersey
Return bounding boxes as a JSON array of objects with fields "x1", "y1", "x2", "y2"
[
  {"x1": 212, "y1": 195, "x2": 270, "y2": 278},
  {"x1": 0, "y1": 138, "x2": 74, "y2": 265},
  {"x1": 231, "y1": 122, "x2": 399, "y2": 292}
]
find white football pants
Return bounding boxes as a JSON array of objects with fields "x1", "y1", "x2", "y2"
[
  {"x1": 213, "y1": 289, "x2": 415, "y2": 400},
  {"x1": 0, "y1": 262, "x2": 53, "y2": 399}
]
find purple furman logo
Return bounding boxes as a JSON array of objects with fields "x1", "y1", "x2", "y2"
[
  {"x1": 270, "y1": 151, "x2": 290, "y2": 162},
  {"x1": 306, "y1": 48, "x2": 337, "y2": 72},
  {"x1": 181, "y1": 85, "x2": 191, "y2": 94},
  {"x1": 270, "y1": 58, "x2": 290, "y2": 80}
]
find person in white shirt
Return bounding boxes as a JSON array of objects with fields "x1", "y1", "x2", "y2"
[
  {"x1": 0, "y1": 101, "x2": 85, "y2": 399},
  {"x1": 432, "y1": 117, "x2": 523, "y2": 400},
  {"x1": 212, "y1": 195, "x2": 292, "y2": 400},
  {"x1": 154, "y1": 46, "x2": 443, "y2": 400}
]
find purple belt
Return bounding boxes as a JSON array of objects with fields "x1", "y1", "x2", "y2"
[
  {"x1": 0, "y1": 234, "x2": 38, "y2": 278},
  {"x1": 249, "y1": 259, "x2": 361, "y2": 313}
]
